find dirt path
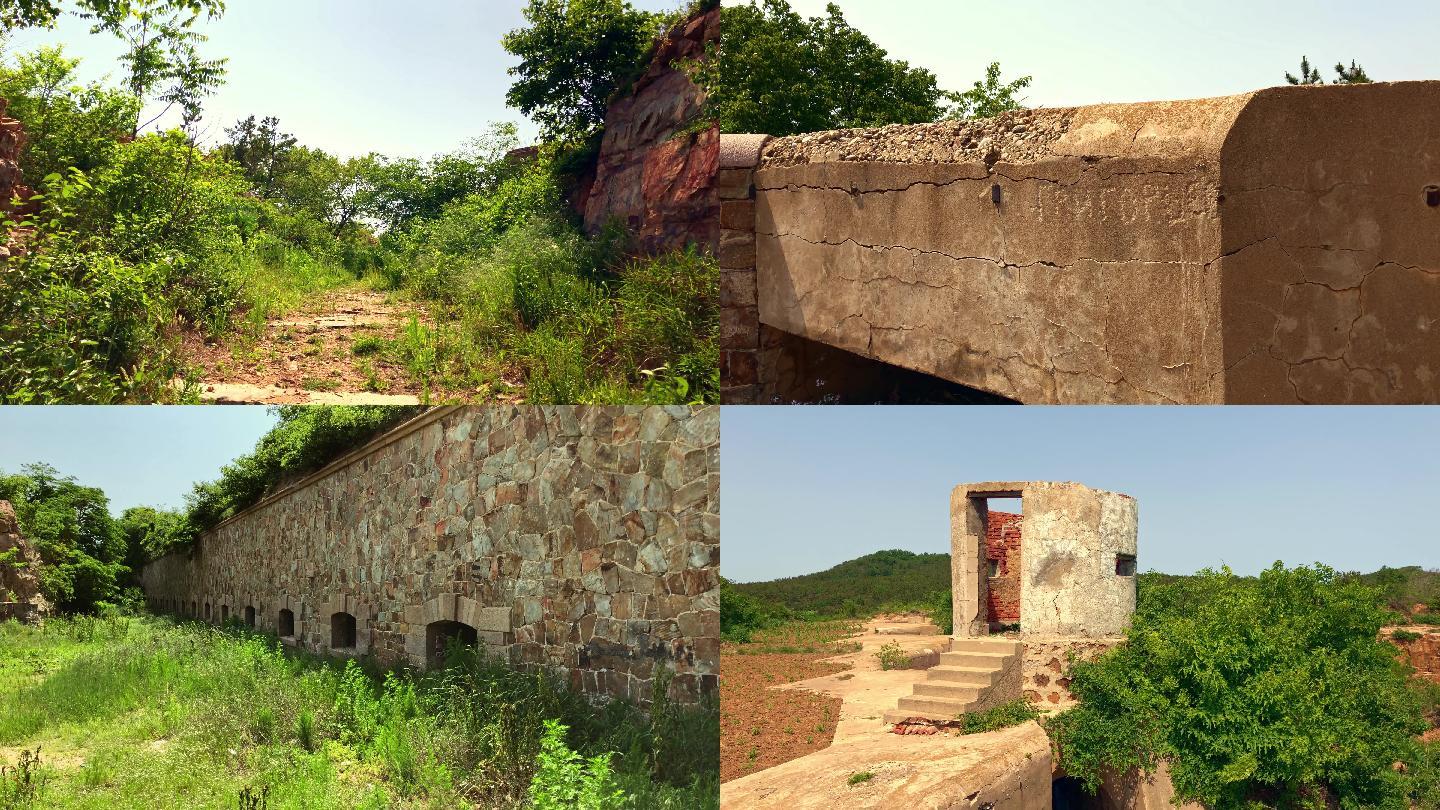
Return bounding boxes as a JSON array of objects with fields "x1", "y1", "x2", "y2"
[{"x1": 182, "y1": 288, "x2": 439, "y2": 404}]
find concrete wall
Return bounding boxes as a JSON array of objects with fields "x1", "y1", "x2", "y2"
[
  {"x1": 951, "y1": 482, "x2": 1137, "y2": 640},
  {"x1": 141, "y1": 406, "x2": 720, "y2": 706},
  {"x1": 734, "y1": 82, "x2": 1440, "y2": 404}
]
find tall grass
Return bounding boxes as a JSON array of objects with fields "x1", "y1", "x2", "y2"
[
  {"x1": 377, "y1": 213, "x2": 719, "y2": 405},
  {"x1": 0, "y1": 615, "x2": 717, "y2": 809},
  {"x1": 227, "y1": 234, "x2": 364, "y2": 336}
]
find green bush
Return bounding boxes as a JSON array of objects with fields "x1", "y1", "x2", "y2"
[
  {"x1": 1048, "y1": 563, "x2": 1428, "y2": 809},
  {"x1": 875, "y1": 641, "x2": 907, "y2": 671},
  {"x1": 927, "y1": 590, "x2": 953, "y2": 635},
  {"x1": 528, "y1": 720, "x2": 628, "y2": 810},
  {"x1": 959, "y1": 699, "x2": 1041, "y2": 734}
]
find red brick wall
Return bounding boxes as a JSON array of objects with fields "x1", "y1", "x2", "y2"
[{"x1": 985, "y1": 512, "x2": 1022, "y2": 624}]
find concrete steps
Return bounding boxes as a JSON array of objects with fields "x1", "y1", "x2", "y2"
[{"x1": 884, "y1": 636, "x2": 1021, "y2": 725}]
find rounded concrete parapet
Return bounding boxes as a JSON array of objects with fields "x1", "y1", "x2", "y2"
[{"x1": 719, "y1": 134, "x2": 771, "y2": 169}]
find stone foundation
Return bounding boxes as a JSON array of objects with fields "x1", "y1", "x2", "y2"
[{"x1": 1021, "y1": 636, "x2": 1122, "y2": 708}]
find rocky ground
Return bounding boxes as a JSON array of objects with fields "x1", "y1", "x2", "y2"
[
  {"x1": 182, "y1": 288, "x2": 438, "y2": 404},
  {"x1": 720, "y1": 614, "x2": 955, "y2": 783}
]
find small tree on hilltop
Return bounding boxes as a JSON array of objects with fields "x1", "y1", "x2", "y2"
[
  {"x1": 502, "y1": 0, "x2": 660, "y2": 143},
  {"x1": 1286, "y1": 55, "x2": 1373, "y2": 86},
  {"x1": 943, "y1": 61, "x2": 1032, "y2": 120}
]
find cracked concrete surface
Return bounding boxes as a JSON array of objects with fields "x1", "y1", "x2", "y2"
[{"x1": 751, "y1": 82, "x2": 1440, "y2": 403}]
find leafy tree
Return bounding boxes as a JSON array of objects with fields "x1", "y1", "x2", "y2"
[
  {"x1": 502, "y1": 0, "x2": 659, "y2": 141},
  {"x1": 1049, "y1": 563, "x2": 1427, "y2": 810},
  {"x1": 84, "y1": 0, "x2": 227, "y2": 135},
  {"x1": 116, "y1": 505, "x2": 192, "y2": 570},
  {"x1": 218, "y1": 115, "x2": 298, "y2": 199},
  {"x1": 1286, "y1": 55, "x2": 1373, "y2": 86},
  {"x1": 944, "y1": 62, "x2": 1032, "y2": 120},
  {"x1": 688, "y1": 0, "x2": 946, "y2": 137},
  {"x1": 0, "y1": 45, "x2": 138, "y2": 180},
  {"x1": 1, "y1": 0, "x2": 221, "y2": 31}
]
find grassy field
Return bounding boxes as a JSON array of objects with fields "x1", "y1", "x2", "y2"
[{"x1": 0, "y1": 615, "x2": 717, "y2": 809}]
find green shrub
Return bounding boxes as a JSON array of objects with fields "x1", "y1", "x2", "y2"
[
  {"x1": 927, "y1": 590, "x2": 953, "y2": 635},
  {"x1": 1047, "y1": 563, "x2": 1428, "y2": 809},
  {"x1": 875, "y1": 641, "x2": 907, "y2": 671},
  {"x1": 959, "y1": 699, "x2": 1041, "y2": 734},
  {"x1": 1394, "y1": 629, "x2": 1424, "y2": 642},
  {"x1": 528, "y1": 719, "x2": 628, "y2": 810},
  {"x1": 1416, "y1": 612, "x2": 1440, "y2": 626},
  {"x1": 847, "y1": 771, "x2": 874, "y2": 786}
]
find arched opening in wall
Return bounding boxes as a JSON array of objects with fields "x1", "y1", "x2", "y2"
[
  {"x1": 331, "y1": 612, "x2": 357, "y2": 650},
  {"x1": 1052, "y1": 776, "x2": 1101, "y2": 810},
  {"x1": 204, "y1": 603, "x2": 211, "y2": 621},
  {"x1": 221, "y1": 605, "x2": 230, "y2": 623},
  {"x1": 425, "y1": 620, "x2": 478, "y2": 668},
  {"x1": 244, "y1": 606, "x2": 256, "y2": 628},
  {"x1": 278, "y1": 609, "x2": 295, "y2": 638}
]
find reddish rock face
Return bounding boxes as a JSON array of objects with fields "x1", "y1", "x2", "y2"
[
  {"x1": 0, "y1": 99, "x2": 35, "y2": 217},
  {"x1": 1389, "y1": 627, "x2": 1440, "y2": 681},
  {"x1": 582, "y1": 6, "x2": 719, "y2": 256},
  {"x1": 0, "y1": 500, "x2": 50, "y2": 621}
]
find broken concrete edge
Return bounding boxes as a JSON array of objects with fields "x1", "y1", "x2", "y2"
[{"x1": 719, "y1": 133, "x2": 772, "y2": 169}]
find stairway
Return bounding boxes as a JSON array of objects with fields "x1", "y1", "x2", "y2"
[{"x1": 883, "y1": 636, "x2": 1022, "y2": 725}]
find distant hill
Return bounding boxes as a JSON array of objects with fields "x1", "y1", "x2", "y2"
[
  {"x1": 731, "y1": 549, "x2": 950, "y2": 617},
  {"x1": 732, "y1": 551, "x2": 1440, "y2": 623}
]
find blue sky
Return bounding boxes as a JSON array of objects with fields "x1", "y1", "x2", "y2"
[
  {"x1": 770, "y1": 0, "x2": 1440, "y2": 111},
  {"x1": 0, "y1": 406, "x2": 279, "y2": 514},
  {"x1": 720, "y1": 407, "x2": 1440, "y2": 583},
  {"x1": 6, "y1": 0, "x2": 684, "y2": 158}
]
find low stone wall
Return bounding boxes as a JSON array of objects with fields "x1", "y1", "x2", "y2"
[
  {"x1": 1022, "y1": 636, "x2": 1121, "y2": 709},
  {"x1": 735, "y1": 81, "x2": 1440, "y2": 404},
  {"x1": 141, "y1": 406, "x2": 720, "y2": 705},
  {"x1": 582, "y1": 6, "x2": 719, "y2": 255}
]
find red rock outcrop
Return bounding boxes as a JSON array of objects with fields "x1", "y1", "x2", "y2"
[
  {"x1": 581, "y1": 5, "x2": 719, "y2": 255},
  {"x1": 0, "y1": 500, "x2": 50, "y2": 622},
  {"x1": 0, "y1": 99, "x2": 34, "y2": 214},
  {"x1": 1387, "y1": 626, "x2": 1440, "y2": 681}
]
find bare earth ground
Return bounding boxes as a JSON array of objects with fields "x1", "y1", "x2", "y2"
[
  {"x1": 720, "y1": 615, "x2": 950, "y2": 783},
  {"x1": 180, "y1": 288, "x2": 453, "y2": 404}
]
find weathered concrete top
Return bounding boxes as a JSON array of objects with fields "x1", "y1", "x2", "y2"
[
  {"x1": 759, "y1": 91, "x2": 1255, "y2": 171},
  {"x1": 719, "y1": 721, "x2": 1051, "y2": 809},
  {"x1": 953, "y1": 480, "x2": 1135, "y2": 502},
  {"x1": 750, "y1": 82, "x2": 1440, "y2": 404}
]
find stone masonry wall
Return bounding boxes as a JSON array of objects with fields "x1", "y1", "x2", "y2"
[
  {"x1": 746, "y1": 81, "x2": 1440, "y2": 404},
  {"x1": 141, "y1": 406, "x2": 720, "y2": 706},
  {"x1": 984, "y1": 511, "x2": 1021, "y2": 624},
  {"x1": 583, "y1": 6, "x2": 718, "y2": 256}
]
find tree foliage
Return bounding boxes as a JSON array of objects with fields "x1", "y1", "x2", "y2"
[
  {"x1": 0, "y1": 0, "x2": 221, "y2": 31},
  {"x1": 502, "y1": 0, "x2": 659, "y2": 141},
  {"x1": 689, "y1": 0, "x2": 946, "y2": 137},
  {"x1": 0, "y1": 463, "x2": 127, "y2": 612},
  {"x1": 1049, "y1": 563, "x2": 1428, "y2": 810}
]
